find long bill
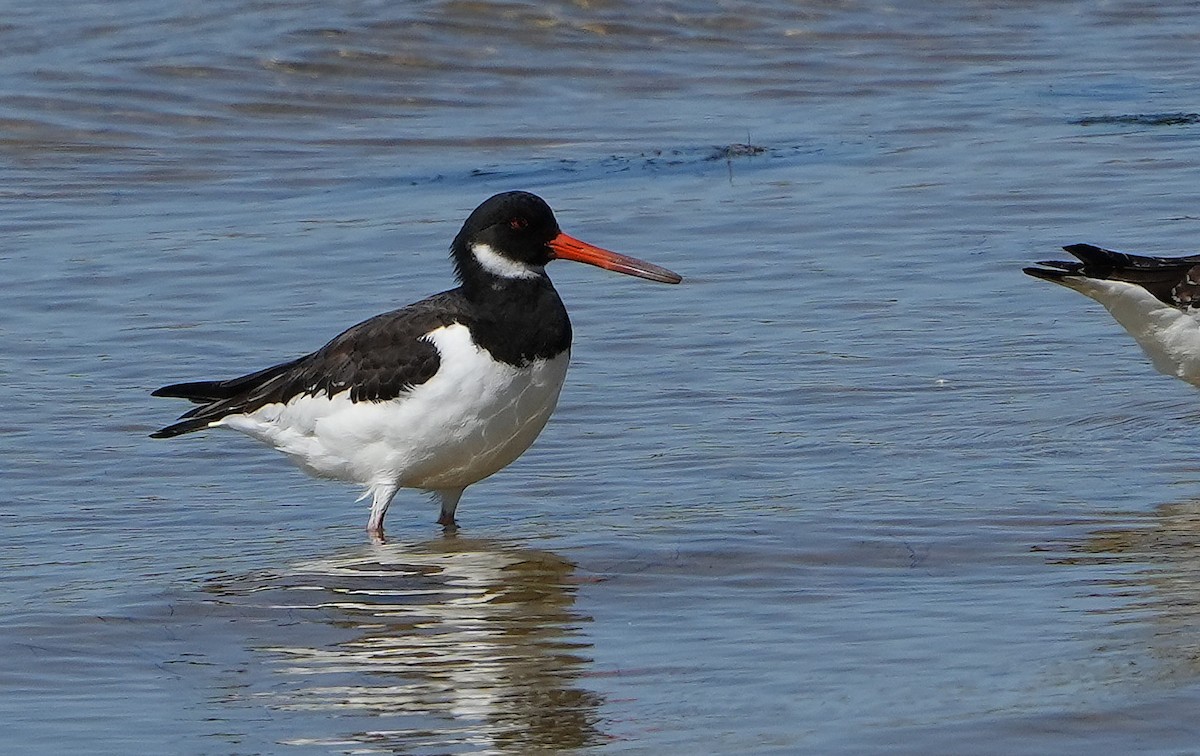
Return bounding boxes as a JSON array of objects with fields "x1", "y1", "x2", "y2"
[{"x1": 548, "y1": 232, "x2": 682, "y2": 284}]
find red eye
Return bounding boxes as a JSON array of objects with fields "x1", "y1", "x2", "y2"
[{"x1": 509, "y1": 217, "x2": 528, "y2": 230}]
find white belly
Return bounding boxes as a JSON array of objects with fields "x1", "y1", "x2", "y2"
[
  {"x1": 1067, "y1": 277, "x2": 1200, "y2": 387},
  {"x1": 220, "y1": 324, "x2": 570, "y2": 489}
]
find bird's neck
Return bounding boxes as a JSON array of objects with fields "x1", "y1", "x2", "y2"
[{"x1": 459, "y1": 276, "x2": 572, "y2": 366}]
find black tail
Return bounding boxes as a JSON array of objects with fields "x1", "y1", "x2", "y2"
[
  {"x1": 152, "y1": 358, "x2": 303, "y2": 403},
  {"x1": 150, "y1": 356, "x2": 304, "y2": 438},
  {"x1": 1060, "y1": 243, "x2": 1158, "y2": 280},
  {"x1": 149, "y1": 417, "x2": 219, "y2": 439},
  {"x1": 1025, "y1": 244, "x2": 1200, "y2": 307},
  {"x1": 1022, "y1": 258, "x2": 1083, "y2": 283},
  {"x1": 1026, "y1": 243, "x2": 1200, "y2": 281},
  {"x1": 1023, "y1": 243, "x2": 1133, "y2": 283},
  {"x1": 152, "y1": 380, "x2": 231, "y2": 404},
  {"x1": 1022, "y1": 244, "x2": 1121, "y2": 283}
]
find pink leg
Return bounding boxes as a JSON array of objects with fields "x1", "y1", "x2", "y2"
[
  {"x1": 367, "y1": 483, "x2": 398, "y2": 539},
  {"x1": 434, "y1": 488, "x2": 464, "y2": 529}
]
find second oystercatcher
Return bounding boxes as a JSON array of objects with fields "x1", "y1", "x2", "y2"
[
  {"x1": 151, "y1": 191, "x2": 681, "y2": 537},
  {"x1": 1025, "y1": 243, "x2": 1200, "y2": 387}
]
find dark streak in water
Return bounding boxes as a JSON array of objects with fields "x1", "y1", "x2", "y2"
[
  {"x1": 706, "y1": 143, "x2": 769, "y2": 160},
  {"x1": 458, "y1": 142, "x2": 816, "y2": 186},
  {"x1": 1074, "y1": 112, "x2": 1200, "y2": 127}
]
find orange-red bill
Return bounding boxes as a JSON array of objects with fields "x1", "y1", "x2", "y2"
[{"x1": 548, "y1": 232, "x2": 681, "y2": 284}]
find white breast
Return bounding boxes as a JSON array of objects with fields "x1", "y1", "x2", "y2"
[
  {"x1": 1068, "y1": 276, "x2": 1200, "y2": 387},
  {"x1": 221, "y1": 324, "x2": 570, "y2": 489}
]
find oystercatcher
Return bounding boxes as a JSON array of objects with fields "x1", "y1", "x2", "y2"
[
  {"x1": 151, "y1": 191, "x2": 681, "y2": 537},
  {"x1": 1025, "y1": 243, "x2": 1200, "y2": 387}
]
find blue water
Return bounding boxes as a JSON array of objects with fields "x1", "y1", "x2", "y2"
[{"x1": 6, "y1": 1, "x2": 1200, "y2": 753}]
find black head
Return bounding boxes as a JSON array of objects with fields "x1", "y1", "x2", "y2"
[
  {"x1": 451, "y1": 191, "x2": 561, "y2": 285},
  {"x1": 450, "y1": 190, "x2": 682, "y2": 290}
]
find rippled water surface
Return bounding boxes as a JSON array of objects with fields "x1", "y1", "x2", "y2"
[{"x1": 8, "y1": 1, "x2": 1200, "y2": 753}]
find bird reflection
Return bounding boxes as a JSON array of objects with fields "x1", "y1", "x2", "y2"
[
  {"x1": 1051, "y1": 500, "x2": 1200, "y2": 669},
  {"x1": 204, "y1": 536, "x2": 604, "y2": 752}
]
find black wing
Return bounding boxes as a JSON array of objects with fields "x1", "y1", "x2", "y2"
[
  {"x1": 151, "y1": 291, "x2": 472, "y2": 438},
  {"x1": 1024, "y1": 243, "x2": 1200, "y2": 308}
]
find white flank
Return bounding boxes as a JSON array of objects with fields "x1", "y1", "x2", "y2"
[
  {"x1": 1063, "y1": 276, "x2": 1200, "y2": 387},
  {"x1": 220, "y1": 324, "x2": 570, "y2": 489},
  {"x1": 470, "y1": 242, "x2": 544, "y2": 280}
]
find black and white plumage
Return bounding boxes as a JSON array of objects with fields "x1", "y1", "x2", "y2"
[
  {"x1": 152, "y1": 191, "x2": 681, "y2": 537},
  {"x1": 1025, "y1": 243, "x2": 1200, "y2": 387}
]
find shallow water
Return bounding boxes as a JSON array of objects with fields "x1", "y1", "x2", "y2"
[{"x1": 7, "y1": 1, "x2": 1200, "y2": 753}]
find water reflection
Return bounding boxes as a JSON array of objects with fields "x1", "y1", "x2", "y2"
[
  {"x1": 1053, "y1": 500, "x2": 1200, "y2": 670},
  {"x1": 205, "y1": 536, "x2": 603, "y2": 752}
]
